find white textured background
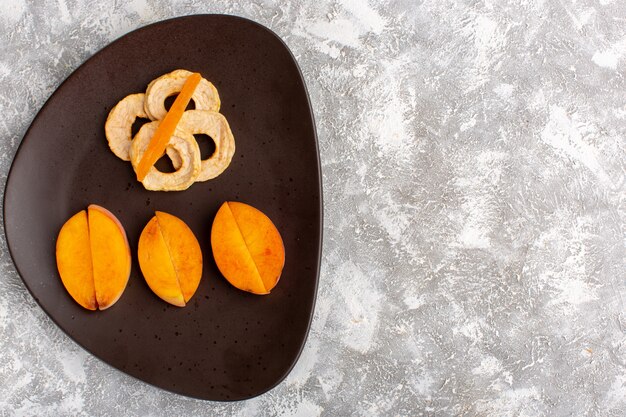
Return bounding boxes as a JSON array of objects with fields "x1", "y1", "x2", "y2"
[{"x1": 1, "y1": 0, "x2": 626, "y2": 415}]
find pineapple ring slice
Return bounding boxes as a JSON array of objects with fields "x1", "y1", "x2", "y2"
[
  {"x1": 104, "y1": 93, "x2": 150, "y2": 161},
  {"x1": 175, "y1": 110, "x2": 236, "y2": 182},
  {"x1": 144, "y1": 69, "x2": 220, "y2": 120},
  {"x1": 129, "y1": 121, "x2": 201, "y2": 191}
]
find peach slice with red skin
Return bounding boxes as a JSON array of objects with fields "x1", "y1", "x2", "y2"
[
  {"x1": 88, "y1": 205, "x2": 132, "y2": 309},
  {"x1": 138, "y1": 211, "x2": 203, "y2": 306},
  {"x1": 55, "y1": 204, "x2": 131, "y2": 310},
  {"x1": 211, "y1": 202, "x2": 285, "y2": 295}
]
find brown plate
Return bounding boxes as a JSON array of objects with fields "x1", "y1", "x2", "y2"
[{"x1": 3, "y1": 15, "x2": 321, "y2": 401}]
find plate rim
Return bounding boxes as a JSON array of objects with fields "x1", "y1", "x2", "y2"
[{"x1": 2, "y1": 13, "x2": 323, "y2": 402}]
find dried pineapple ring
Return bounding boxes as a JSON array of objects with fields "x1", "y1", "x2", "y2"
[
  {"x1": 129, "y1": 121, "x2": 201, "y2": 191},
  {"x1": 178, "y1": 110, "x2": 236, "y2": 181},
  {"x1": 144, "y1": 69, "x2": 221, "y2": 121},
  {"x1": 104, "y1": 93, "x2": 150, "y2": 161}
]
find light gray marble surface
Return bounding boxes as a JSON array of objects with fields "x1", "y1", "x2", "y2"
[{"x1": 1, "y1": 0, "x2": 625, "y2": 415}]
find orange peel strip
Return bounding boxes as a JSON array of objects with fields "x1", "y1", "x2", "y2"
[{"x1": 136, "y1": 72, "x2": 201, "y2": 181}]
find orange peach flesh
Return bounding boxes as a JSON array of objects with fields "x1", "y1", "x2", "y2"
[
  {"x1": 55, "y1": 205, "x2": 131, "y2": 310},
  {"x1": 87, "y1": 205, "x2": 132, "y2": 310},
  {"x1": 155, "y1": 211, "x2": 203, "y2": 303},
  {"x1": 137, "y1": 212, "x2": 203, "y2": 306},
  {"x1": 56, "y1": 210, "x2": 97, "y2": 310},
  {"x1": 228, "y1": 202, "x2": 285, "y2": 292},
  {"x1": 211, "y1": 202, "x2": 285, "y2": 295}
]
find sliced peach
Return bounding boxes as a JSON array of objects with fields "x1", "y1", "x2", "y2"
[
  {"x1": 87, "y1": 205, "x2": 132, "y2": 310},
  {"x1": 210, "y1": 202, "x2": 285, "y2": 295},
  {"x1": 137, "y1": 216, "x2": 184, "y2": 306},
  {"x1": 55, "y1": 205, "x2": 131, "y2": 310},
  {"x1": 56, "y1": 210, "x2": 97, "y2": 310},
  {"x1": 155, "y1": 211, "x2": 203, "y2": 302},
  {"x1": 210, "y1": 204, "x2": 267, "y2": 294},
  {"x1": 137, "y1": 212, "x2": 203, "y2": 306}
]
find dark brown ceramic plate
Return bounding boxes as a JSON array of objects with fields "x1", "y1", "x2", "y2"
[{"x1": 3, "y1": 15, "x2": 321, "y2": 401}]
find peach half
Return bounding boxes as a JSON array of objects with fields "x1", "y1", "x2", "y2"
[
  {"x1": 211, "y1": 202, "x2": 285, "y2": 295},
  {"x1": 55, "y1": 205, "x2": 131, "y2": 310},
  {"x1": 137, "y1": 211, "x2": 203, "y2": 306}
]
